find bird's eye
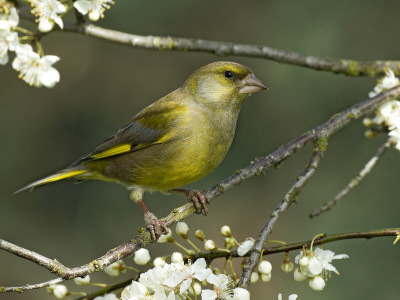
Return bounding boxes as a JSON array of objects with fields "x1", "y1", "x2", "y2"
[{"x1": 224, "y1": 70, "x2": 234, "y2": 79}]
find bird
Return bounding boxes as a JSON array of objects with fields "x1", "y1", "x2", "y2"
[{"x1": 15, "y1": 61, "x2": 267, "y2": 241}]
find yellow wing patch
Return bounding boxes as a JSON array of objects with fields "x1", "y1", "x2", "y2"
[
  {"x1": 91, "y1": 144, "x2": 132, "y2": 159},
  {"x1": 43, "y1": 170, "x2": 88, "y2": 183},
  {"x1": 91, "y1": 136, "x2": 168, "y2": 160}
]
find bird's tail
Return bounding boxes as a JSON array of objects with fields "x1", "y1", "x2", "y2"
[{"x1": 14, "y1": 169, "x2": 89, "y2": 195}]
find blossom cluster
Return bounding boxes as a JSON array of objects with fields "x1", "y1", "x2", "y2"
[
  {"x1": 293, "y1": 247, "x2": 349, "y2": 291},
  {"x1": 120, "y1": 258, "x2": 249, "y2": 300},
  {"x1": 45, "y1": 224, "x2": 350, "y2": 299},
  {"x1": 364, "y1": 69, "x2": 400, "y2": 150},
  {"x1": 1, "y1": 0, "x2": 114, "y2": 88}
]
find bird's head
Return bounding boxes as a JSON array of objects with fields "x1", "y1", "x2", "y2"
[{"x1": 184, "y1": 61, "x2": 267, "y2": 110}]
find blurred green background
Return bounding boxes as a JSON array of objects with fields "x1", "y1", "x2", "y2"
[{"x1": 1, "y1": 1, "x2": 400, "y2": 299}]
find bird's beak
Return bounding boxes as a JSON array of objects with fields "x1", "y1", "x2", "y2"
[{"x1": 239, "y1": 74, "x2": 268, "y2": 94}]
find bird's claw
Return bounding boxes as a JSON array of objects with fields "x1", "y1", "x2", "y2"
[
  {"x1": 144, "y1": 212, "x2": 169, "y2": 241},
  {"x1": 186, "y1": 189, "x2": 210, "y2": 215}
]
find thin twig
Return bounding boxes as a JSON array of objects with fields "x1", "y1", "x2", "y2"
[
  {"x1": 310, "y1": 139, "x2": 392, "y2": 218},
  {"x1": 188, "y1": 228, "x2": 400, "y2": 262},
  {"x1": 238, "y1": 143, "x2": 325, "y2": 288},
  {"x1": 15, "y1": 6, "x2": 400, "y2": 77},
  {"x1": 2, "y1": 87, "x2": 400, "y2": 293}
]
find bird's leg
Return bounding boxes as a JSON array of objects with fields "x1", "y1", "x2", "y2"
[
  {"x1": 130, "y1": 191, "x2": 168, "y2": 241},
  {"x1": 170, "y1": 189, "x2": 210, "y2": 215}
]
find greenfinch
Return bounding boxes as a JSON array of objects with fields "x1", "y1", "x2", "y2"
[{"x1": 16, "y1": 61, "x2": 267, "y2": 240}]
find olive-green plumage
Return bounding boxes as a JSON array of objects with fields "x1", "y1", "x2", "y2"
[{"x1": 17, "y1": 61, "x2": 267, "y2": 240}]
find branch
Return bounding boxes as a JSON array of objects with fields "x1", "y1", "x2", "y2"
[
  {"x1": 2, "y1": 87, "x2": 400, "y2": 293},
  {"x1": 188, "y1": 228, "x2": 400, "y2": 262},
  {"x1": 15, "y1": 6, "x2": 400, "y2": 77},
  {"x1": 310, "y1": 139, "x2": 392, "y2": 218},
  {"x1": 238, "y1": 143, "x2": 325, "y2": 288}
]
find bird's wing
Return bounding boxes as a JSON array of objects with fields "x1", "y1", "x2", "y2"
[{"x1": 79, "y1": 100, "x2": 187, "y2": 162}]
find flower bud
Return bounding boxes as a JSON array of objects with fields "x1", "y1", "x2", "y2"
[
  {"x1": 171, "y1": 252, "x2": 184, "y2": 263},
  {"x1": 157, "y1": 231, "x2": 173, "y2": 243},
  {"x1": 309, "y1": 275, "x2": 326, "y2": 291},
  {"x1": 281, "y1": 258, "x2": 294, "y2": 273},
  {"x1": 224, "y1": 237, "x2": 235, "y2": 249},
  {"x1": 38, "y1": 18, "x2": 55, "y2": 33},
  {"x1": 258, "y1": 260, "x2": 272, "y2": 275},
  {"x1": 363, "y1": 117, "x2": 374, "y2": 127},
  {"x1": 364, "y1": 129, "x2": 377, "y2": 139},
  {"x1": 237, "y1": 238, "x2": 255, "y2": 256},
  {"x1": 211, "y1": 267, "x2": 221, "y2": 275},
  {"x1": 189, "y1": 282, "x2": 202, "y2": 296},
  {"x1": 104, "y1": 260, "x2": 126, "y2": 277},
  {"x1": 232, "y1": 287, "x2": 250, "y2": 300},
  {"x1": 250, "y1": 272, "x2": 259, "y2": 283},
  {"x1": 88, "y1": 10, "x2": 101, "y2": 21},
  {"x1": 134, "y1": 248, "x2": 151, "y2": 265},
  {"x1": 293, "y1": 267, "x2": 307, "y2": 281},
  {"x1": 195, "y1": 229, "x2": 206, "y2": 241},
  {"x1": 176, "y1": 222, "x2": 189, "y2": 238},
  {"x1": 204, "y1": 239, "x2": 217, "y2": 251},
  {"x1": 153, "y1": 257, "x2": 166, "y2": 267},
  {"x1": 74, "y1": 275, "x2": 90, "y2": 285},
  {"x1": 220, "y1": 225, "x2": 232, "y2": 237},
  {"x1": 260, "y1": 273, "x2": 271, "y2": 282},
  {"x1": 53, "y1": 284, "x2": 68, "y2": 299},
  {"x1": 299, "y1": 256, "x2": 309, "y2": 267}
]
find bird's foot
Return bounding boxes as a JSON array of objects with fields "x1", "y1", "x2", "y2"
[
  {"x1": 171, "y1": 189, "x2": 210, "y2": 215},
  {"x1": 144, "y1": 212, "x2": 169, "y2": 241}
]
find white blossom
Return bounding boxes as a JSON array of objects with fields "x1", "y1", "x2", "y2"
[
  {"x1": 202, "y1": 273, "x2": 233, "y2": 300},
  {"x1": 121, "y1": 281, "x2": 148, "y2": 300},
  {"x1": 313, "y1": 247, "x2": 349, "y2": 276},
  {"x1": 0, "y1": 6, "x2": 19, "y2": 29},
  {"x1": 369, "y1": 69, "x2": 400, "y2": 98},
  {"x1": 294, "y1": 247, "x2": 348, "y2": 278},
  {"x1": 139, "y1": 266, "x2": 168, "y2": 294},
  {"x1": 29, "y1": 0, "x2": 66, "y2": 32},
  {"x1": 74, "y1": 0, "x2": 114, "y2": 21},
  {"x1": 237, "y1": 238, "x2": 254, "y2": 256},
  {"x1": 0, "y1": 6, "x2": 19, "y2": 65},
  {"x1": 366, "y1": 70, "x2": 400, "y2": 150},
  {"x1": 163, "y1": 258, "x2": 211, "y2": 294},
  {"x1": 372, "y1": 100, "x2": 400, "y2": 150},
  {"x1": 12, "y1": 44, "x2": 60, "y2": 88},
  {"x1": 0, "y1": 30, "x2": 18, "y2": 65}
]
